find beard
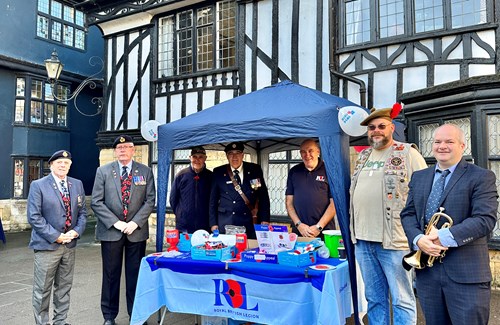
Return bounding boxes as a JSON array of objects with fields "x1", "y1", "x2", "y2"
[{"x1": 369, "y1": 134, "x2": 390, "y2": 149}]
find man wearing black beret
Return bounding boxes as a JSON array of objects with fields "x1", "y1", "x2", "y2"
[
  {"x1": 170, "y1": 146, "x2": 213, "y2": 233},
  {"x1": 209, "y1": 142, "x2": 270, "y2": 239},
  {"x1": 28, "y1": 150, "x2": 87, "y2": 325},
  {"x1": 91, "y1": 135, "x2": 155, "y2": 325}
]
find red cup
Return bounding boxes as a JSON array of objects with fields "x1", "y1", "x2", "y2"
[
  {"x1": 166, "y1": 229, "x2": 179, "y2": 252},
  {"x1": 235, "y1": 233, "x2": 247, "y2": 258}
]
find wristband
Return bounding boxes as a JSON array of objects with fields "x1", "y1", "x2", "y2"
[{"x1": 295, "y1": 221, "x2": 302, "y2": 227}]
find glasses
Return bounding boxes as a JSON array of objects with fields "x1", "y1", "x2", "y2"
[
  {"x1": 367, "y1": 123, "x2": 390, "y2": 131},
  {"x1": 115, "y1": 145, "x2": 134, "y2": 150}
]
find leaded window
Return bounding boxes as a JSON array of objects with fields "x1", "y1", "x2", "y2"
[
  {"x1": 158, "y1": 0, "x2": 236, "y2": 78},
  {"x1": 268, "y1": 150, "x2": 302, "y2": 216},
  {"x1": 37, "y1": 0, "x2": 86, "y2": 50},
  {"x1": 15, "y1": 75, "x2": 69, "y2": 127},
  {"x1": 343, "y1": 0, "x2": 490, "y2": 46}
]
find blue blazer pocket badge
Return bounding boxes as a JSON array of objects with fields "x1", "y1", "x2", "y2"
[{"x1": 133, "y1": 175, "x2": 147, "y2": 185}]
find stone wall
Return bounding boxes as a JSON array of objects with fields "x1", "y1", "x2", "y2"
[{"x1": 0, "y1": 199, "x2": 29, "y2": 232}]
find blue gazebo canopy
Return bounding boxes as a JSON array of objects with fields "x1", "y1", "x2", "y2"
[{"x1": 156, "y1": 80, "x2": 362, "y2": 322}]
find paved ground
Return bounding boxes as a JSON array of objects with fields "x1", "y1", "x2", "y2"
[{"x1": 1, "y1": 219, "x2": 500, "y2": 325}]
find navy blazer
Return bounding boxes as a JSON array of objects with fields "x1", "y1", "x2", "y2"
[
  {"x1": 401, "y1": 158, "x2": 498, "y2": 283},
  {"x1": 28, "y1": 174, "x2": 87, "y2": 250},
  {"x1": 209, "y1": 162, "x2": 270, "y2": 238}
]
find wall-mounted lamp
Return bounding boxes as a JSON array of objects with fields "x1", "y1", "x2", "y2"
[{"x1": 45, "y1": 49, "x2": 104, "y2": 117}]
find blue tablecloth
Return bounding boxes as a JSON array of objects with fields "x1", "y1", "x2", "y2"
[{"x1": 131, "y1": 253, "x2": 353, "y2": 325}]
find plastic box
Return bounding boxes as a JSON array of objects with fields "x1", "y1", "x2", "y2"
[
  {"x1": 277, "y1": 250, "x2": 317, "y2": 267},
  {"x1": 178, "y1": 233, "x2": 192, "y2": 252},
  {"x1": 191, "y1": 245, "x2": 236, "y2": 261}
]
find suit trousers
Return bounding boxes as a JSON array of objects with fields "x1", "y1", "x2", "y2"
[
  {"x1": 100, "y1": 235, "x2": 146, "y2": 319},
  {"x1": 33, "y1": 245, "x2": 76, "y2": 325},
  {"x1": 416, "y1": 262, "x2": 491, "y2": 325}
]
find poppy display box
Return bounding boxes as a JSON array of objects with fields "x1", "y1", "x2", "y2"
[{"x1": 191, "y1": 245, "x2": 236, "y2": 261}]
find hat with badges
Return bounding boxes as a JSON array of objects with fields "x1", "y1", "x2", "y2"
[
  {"x1": 224, "y1": 142, "x2": 244, "y2": 153},
  {"x1": 113, "y1": 135, "x2": 134, "y2": 148},
  {"x1": 190, "y1": 146, "x2": 206, "y2": 155},
  {"x1": 48, "y1": 150, "x2": 72, "y2": 163},
  {"x1": 360, "y1": 103, "x2": 403, "y2": 126}
]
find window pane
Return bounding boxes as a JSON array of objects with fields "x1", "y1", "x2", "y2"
[
  {"x1": 488, "y1": 115, "x2": 500, "y2": 156},
  {"x1": 16, "y1": 77, "x2": 25, "y2": 96},
  {"x1": 418, "y1": 123, "x2": 439, "y2": 158},
  {"x1": 197, "y1": 26, "x2": 213, "y2": 71},
  {"x1": 14, "y1": 159, "x2": 24, "y2": 198},
  {"x1": 51, "y1": 0, "x2": 62, "y2": 18},
  {"x1": 15, "y1": 99, "x2": 25, "y2": 122},
  {"x1": 63, "y1": 25, "x2": 74, "y2": 46},
  {"x1": 57, "y1": 85, "x2": 69, "y2": 100},
  {"x1": 158, "y1": 16, "x2": 175, "y2": 77},
  {"x1": 451, "y1": 0, "x2": 487, "y2": 28},
  {"x1": 57, "y1": 105, "x2": 67, "y2": 126},
  {"x1": 63, "y1": 6, "x2": 74, "y2": 23},
  {"x1": 45, "y1": 83, "x2": 54, "y2": 101},
  {"x1": 75, "y1": 10, "x2": 85, "y2": 27},
  {"x1": 52, "y1": 21, "x2": 62, "y2": 41},
  {"x1": 29, "y1": 160, "x2": 41, "y2": 184},
  {"x1": 38, "y1": 0, "x2": 49, "y2": 14},
  {"x1": 31, "y1": 101, "x2": 42, "y2": 124},
  {"x1": 217, "y1": 0, "x2": 236, "y2": 68},
  {"x1": 31, "y1": 80, "x2": 43, "y2": 99},
  {"x1": 178, "y1": 10, "x2": 193, "y2": 74},
  {"x1": 75, "y1": 29, "x2": 85, "y2": 49},
  {"x1": 37, "y1": 15, "x2": 49, "y2": 38},
  {"x1": 345, "y1": 0, "x2": 371, "y2": 45},
  {"x1": 45, "y1": 103, "x2": 54, "y2": 124},
  {"x1": 379, "y1": 0, "x2": 405, "y2": 38},
  {"x1": 414, "y1": 0, "x2": 444, "y2": 33}
]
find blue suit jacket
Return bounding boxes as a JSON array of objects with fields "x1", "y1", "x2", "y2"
[
  {"x1": 28, "y1": 174, "x2": 87, "y2": 250},
  {"x1": 401, "y1": 158, "x2": 498, "y2": 283},
  {"x1": 209, "y1": 162, "x2": 270, "y2": 238}
]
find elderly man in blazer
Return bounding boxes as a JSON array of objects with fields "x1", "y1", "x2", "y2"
[
  {"x1": 28, "y1": 150, "x2": 87, "y2": 325},
  {"x1": 91, "y1": 135, "x2": 155, "y2": 325},
  {"x1": 401, "y1": 124, "x2": 498, "y2": 325},
  {"x1": 209, "y1": 142, "x2": 270, "y2": 239}
]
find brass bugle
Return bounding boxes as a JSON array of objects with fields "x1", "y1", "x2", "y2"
[{"x1": 403, "y1": 207, "x2": 453, "y2": 270}]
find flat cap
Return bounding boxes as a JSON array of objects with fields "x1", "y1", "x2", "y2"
[
  {"x1": 190, "y1": 146, "x2": 206, "y2": 155},
  {"x1": 113, "y1": 135, "x2": 134, "y2": 148},
  {"x1": 48, "y1": 150, "x2": 72, "y2": 163},
  {"x1": 360, "y1": 103, "x2": 403, "y2": 126},
  {"x1": 224, "y1": 142, "x2": 244, "y2": 153}
]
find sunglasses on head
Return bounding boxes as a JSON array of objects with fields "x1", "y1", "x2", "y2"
[{"x1": 367, "y1": 123, "x2": 390, "y2": 131}]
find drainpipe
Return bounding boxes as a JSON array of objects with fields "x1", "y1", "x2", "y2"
[{"x1": 329, "y1": 64, "x2": 367, "y2": 108}]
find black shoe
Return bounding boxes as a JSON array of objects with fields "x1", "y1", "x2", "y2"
[{"x1": 103, "y1": 320, "x2": 115, "y2": 325}]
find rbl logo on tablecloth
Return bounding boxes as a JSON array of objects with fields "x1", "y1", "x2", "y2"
[{"x1": 213, "y1": 279, "x2": 258, "y2": 311}]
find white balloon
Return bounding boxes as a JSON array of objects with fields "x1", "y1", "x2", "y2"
[
  {"x1": 337, "y1": 106, "x2": 369, "y2": 137},
  {"x1": 140, "y1": 120, "x2": 161, "y2": 142}
]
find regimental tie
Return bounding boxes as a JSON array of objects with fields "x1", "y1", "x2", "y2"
[
  {"x1": 425, "y1": 169, "x2": 450, "y2": 223},
  {"x1": 60, "y1": 180, "x2": 72, "y2": 232},
  {"x1": 233, "y1": 169, "x2": 241, "y2": 184},
  {"x1": 121, "y1": 166, "x2": 132, "y2": 221}
]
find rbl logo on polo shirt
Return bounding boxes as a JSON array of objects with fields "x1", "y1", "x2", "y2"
[{"x1": 316, "y1": 176, "x2": 326, "y2": 182}]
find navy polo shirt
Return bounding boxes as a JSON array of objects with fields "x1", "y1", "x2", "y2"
[{"x1": 285, "y1": 160, "x2": 334, "y2": 229}]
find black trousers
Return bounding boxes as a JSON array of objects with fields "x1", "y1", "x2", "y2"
[{"x1": 100, "y1": 236, "x2": 146, "y2": 319}]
